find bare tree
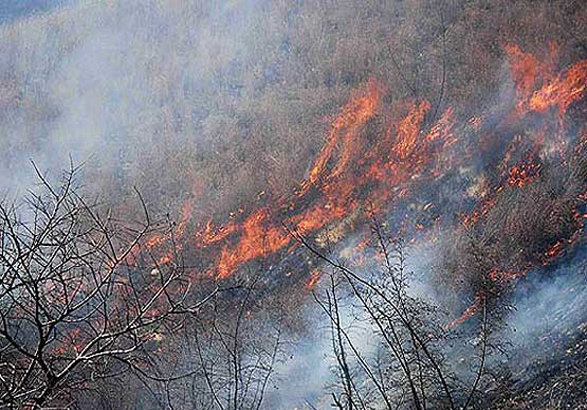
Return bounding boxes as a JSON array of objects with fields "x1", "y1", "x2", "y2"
[
  {"x1": 176, "y1": 267, "x2": 284, "y2": 410},
  {"x1": 290, "y1": 217, "x2": 498, "y2": 410},
  {"x1": 0, "y1": 165, "x2": 217, "y2": 409}
]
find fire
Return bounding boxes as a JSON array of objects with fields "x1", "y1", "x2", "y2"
[
  {"x1": 304, "y1": 79, "x2": 380, "y2": 188},
  {"x1": 504, "y1": 42, "x2": 558, "y2": 115},
  {"x1": 450, "y1": 268, "x2": 527, "y2": 327},
  {"x1": 505, "y1": 43, "x2": 553, "y2": 99},
  {"x1": 489, "y1": 268, "x2": 527, "y2": 285},
  {"x1": 132, "y1": 44, "x2": 586, "y2": 304},
  {"x1": 135, "y1": 201, "x2": 194, "y2": 266},
  {"x1": 392, "y1": 100, "x2": 431, "y2": 159},
  {"x1": 214, "y1": 208, "x2": 291, "y2": 279},
  {"x1": 449, "y1": 45, "x2": 587, "y2": 326},
  {"x1": 197, "y1": 218, "x2": 239, "y2": 247},
  {"x1": 305, "y1": 269, "x2": 322, "y2": 290},
  {"x1": 449, "y1": 294, "x2": 484, "y2": 328},
  {"x1": 462, "y1": 196, "x2": 497, "y2": 227},
  {"x1": 203, "y1": 90, "x2": 454, "y2": 279},
  {"x1": 541, "y1": 210, "x2": 583, "y2": 265},
  {"x1": 507, "y1": 162, "x2": 541, "y2": 187},
  {"x1": 505, "y1": 42, "x2": 587, "y2": 127},
  {"x1": 455, "y1": 171, "x2": 584, "y2": 326},
  {"x1": 528, "y1": 60, "x2": 587, "y2": 116},
  {"x1": 198, "y1": 80, "x2": 381, "y2": 278}
]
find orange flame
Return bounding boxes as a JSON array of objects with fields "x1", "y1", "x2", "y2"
[
  {"x1": 133, "y1": 45, "x2": 586, "y2": 290},
  {"x1": 215, "y1": 208, "x2": 291, "y2": 278},
  {"x1": 305, "y1": 269, "x2": 322, "y2": 291},
  {"x1": 507, "y1": 162, "x2": 541, "y2": 187},
  {"x1": 528, "y1": 60, "x2": 587, "y2": 116}
]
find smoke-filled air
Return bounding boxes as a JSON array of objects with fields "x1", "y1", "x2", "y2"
[{"x1": 0, "y1": 1, "x2": 586, "y2": 409}]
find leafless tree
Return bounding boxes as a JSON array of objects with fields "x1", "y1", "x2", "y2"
[
  {"x1": 172, "y1": 267, "x2": 285, "y2": 410},
  {"x1": 289, "y1": 217, "x2": 498, "y2": 410},
  {"x1": 0, "y1": 164, "x2": 217, "y2": 409}
]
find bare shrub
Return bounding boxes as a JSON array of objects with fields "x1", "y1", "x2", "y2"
[{"x1": 0, "y1": 165, "x2": 216, "y2": 408}]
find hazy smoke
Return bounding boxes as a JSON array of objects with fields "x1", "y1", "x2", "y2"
[
  {"x1": 0, "y1": 0, "x2": 282, "y2": 195},
  {"x1": 1, "y1": 1, "x2": 585, "y2": 408},
  {"x1": 505, "y1": 252, "x2": 587, "y2": 375}
]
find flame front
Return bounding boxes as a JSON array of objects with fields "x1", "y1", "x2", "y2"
[{"x1": 137, "y1": 44, "x2": 586, "y2": 321}]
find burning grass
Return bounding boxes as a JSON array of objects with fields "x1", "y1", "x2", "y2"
[
  {"x1": 439, "y1": 144, "x2": 587, "y2": 324},
  {"x1": 1, "y1": 0, "x2": 587, "y2": 407}
]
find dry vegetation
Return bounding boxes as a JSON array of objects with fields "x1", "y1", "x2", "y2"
[
  {"x1": 1, "y1": 0, "x2": 585, "y2": 217},
  {"x1": 0, "y1": 0, "x2": 586, "y2": 408}
]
